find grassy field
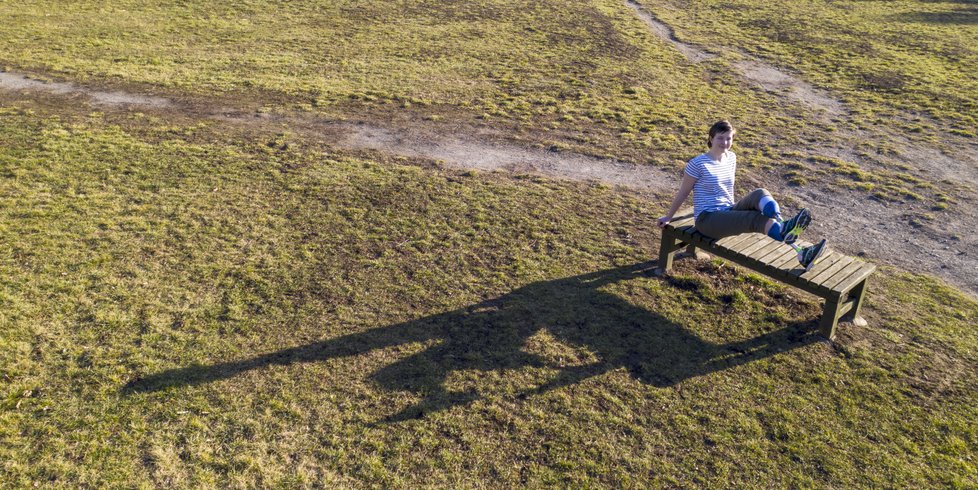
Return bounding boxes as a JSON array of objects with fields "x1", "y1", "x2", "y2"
[
  {"x1": 0, "y1": 0, "x2": 831, "y2": 163},
  {"x1": 1, "y1": 0, "x2": 977, "y2": 487},
  {"x1": 650, "y1": 0, "x2": 978, "y2": 138},
  {"x1": 0, "y1": 0, "x2": 965, "y2": 206},
  {"x1": 0, "y1": 106, "x2": 975, "y2": 487}
]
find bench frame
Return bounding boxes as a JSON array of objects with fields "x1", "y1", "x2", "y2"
[{"x1": 655, "y1": 212, "x2": 873, "y2": 340}]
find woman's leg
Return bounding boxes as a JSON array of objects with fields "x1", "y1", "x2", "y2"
[
  {"x1": 695, "y1": 209, "x2": 769, "y2": 239},
  {"x1": 698, "y1": 189, "x2": 809, "y2": 241},
  {"x1": 732, "y1": 188, "x2": 781, "y2": 219}
]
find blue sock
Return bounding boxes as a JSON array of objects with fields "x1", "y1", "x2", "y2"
[
  {"x1": 767, "y1": 221, "x2": 783, "y2": 241},
  {"x1": 759, "y1": 195, "x2": 781, "y2": 220}
]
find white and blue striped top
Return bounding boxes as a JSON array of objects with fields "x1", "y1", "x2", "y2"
[{"x1": 685, "y1": 151, "x2": 736, "y2": 218}]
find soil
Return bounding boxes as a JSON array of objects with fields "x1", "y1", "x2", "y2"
[{"x1": 1, "y1": 6, "x2": 976, "y2": 297}]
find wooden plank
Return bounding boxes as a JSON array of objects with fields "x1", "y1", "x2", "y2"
[
  {"x1": 785, "y1": 251, "x2": 833, "y2": 278},
  {"x1": 826, "y1": 262, "x2": 877, "y2": 294},
  {"x1": 670, "y1": 216, "x2": 695, "y2": 228},
  {"x1": 726, "y1": 235, "x2": 768, "y2": 254},
  {"x1": 746, "y1": 239, "x2": 788, "y2": 263},
  {"x1": 770, "y1": 247, "x2": 802, "y2": 270},
  {"x1": 800, "y1": 254, "x2": 852, "y2": 282},
  {"x1": 736, "y1": 237, "x2": 777, "y2": 259},
  {"x1": 779, "y1": 254, "x2": 853, "y2": 297},
  {"x1": 714, "y1": 234, "x2": 755, "y2": 249},
  {"x1": 725, "y1": 239, "x2": 763, "y2": 260},
  {"x1": 756, "y1": 242, "x2": 792, "y2": 263},
  {"x1": 815, "y1": 266, "x2": 865, "y2": 297},
  {"x1": 706, "y1": 245, "x2": 823, "y2": 296},
  {"x1": 669, "y1": 210, "x2": 695, "y2": 225},
  {"x1": 753, "y1": 249, "x2": 806, "y2": 282},
  {"x1": 799, "y1": 252, "x2": 846, "y2": 282},
  {"x1": 766, "y1": 247, "x2": 800, "y2": 270},
  {"x1": 806, "y1": 253, "x2": 853, "y2": 285},
  {"x1": 696, "y1": 233, "x2": 717, "y2": 247},
  {"x1": 816, "y1": 259, "x2": 866, "y2": 292}
]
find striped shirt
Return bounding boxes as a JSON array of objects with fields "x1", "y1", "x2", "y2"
[{"x1": 685, "y1": 151, "x2": 736, "y2": 218}]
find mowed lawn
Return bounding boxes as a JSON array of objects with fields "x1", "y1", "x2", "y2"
[{"x1": 0, "y1": 107, "x2": 975, "y2": 487}]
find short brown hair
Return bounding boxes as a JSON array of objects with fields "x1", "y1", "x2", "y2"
[{"x1": 707, "y1": 120, "x2": 735, "y2": 148}]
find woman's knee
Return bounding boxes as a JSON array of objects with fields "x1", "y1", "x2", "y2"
[{"x1": 749, "y1": 188, "x2": 771, "y2": 199}]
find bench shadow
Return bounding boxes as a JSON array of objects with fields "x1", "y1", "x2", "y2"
[{"x1": 122, "y1": 261, "x2": 820, "y2": 423}]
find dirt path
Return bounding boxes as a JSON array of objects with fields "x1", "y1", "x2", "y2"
[
  {"x1": 2, "y1": 37, "x2": 977, "y2": 297},
  {"x1": 625, "y1": 0, "x2": 846, "y2": 118}
]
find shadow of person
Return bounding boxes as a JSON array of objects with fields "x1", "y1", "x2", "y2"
[{"x1": 122, "y1": 261, "x2": 820, "y2": 422}]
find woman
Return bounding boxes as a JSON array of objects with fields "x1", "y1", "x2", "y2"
[{"x1": 656, "y1": 120, "x2": 826, "y2": 271}]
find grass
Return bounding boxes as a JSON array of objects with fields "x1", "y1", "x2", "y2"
[
  {"x1": 2, "y1": 0, "x2": 968, "y2": 215},
  {"x1": 0, "y1": 0, "x2": 823, "y2": 166},
  {"x1": 0, "y1": 1, "x2": 976, "y2": 486},
  {"x1": 1, "y1": 107, "x2": 976, "y2": 487},
  {"x1": 649, "y1": 0, "x2": 978, "y2": 137}
]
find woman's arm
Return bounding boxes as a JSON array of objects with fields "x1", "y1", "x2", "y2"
[{"x1": 657, "y1": 173, "x2": 696, "y2": 228}]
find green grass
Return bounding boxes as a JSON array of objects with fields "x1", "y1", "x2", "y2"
[
  {"x1": 649, "y1": 0, "x2": 978, "y2": 136},
  {"x1": 2, "y1": 0, "x2": 968, "y2": 213},
  {"x1": 1, "y1": 1, "x2": 976, "y2": 485},
  {"x1": 0, "y1": 0, "x2": 822, "y2": 166},
  {"x1": 1, "y1": 107, "x2": 975, "y2": 487}
]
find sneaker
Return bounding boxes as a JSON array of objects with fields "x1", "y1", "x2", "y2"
[
  {"x1": 798, "y1": 238, "x2": 827, "y2": 272},
  {"x1": 781, "y1": 208, "x2": 811, "y2": 245}
]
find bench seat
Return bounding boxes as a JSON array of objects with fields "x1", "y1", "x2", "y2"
[{"x1": 656, "y1": 210, "x2": 874, "y2": 340}]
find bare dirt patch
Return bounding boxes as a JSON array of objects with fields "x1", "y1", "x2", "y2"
[
  {"x1": 0, "y1": 71, "x2": 171, "y2": 108},
  {"x1": 731, "y1": 60, "x2": 847, "y2": 117}
]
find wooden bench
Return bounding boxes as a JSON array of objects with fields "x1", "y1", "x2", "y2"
[{"x1": 655, "y1": 209, "x2": 874, "y2": 340}]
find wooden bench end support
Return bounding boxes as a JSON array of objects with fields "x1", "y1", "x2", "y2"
[
  {"x1": 819, "y1": 277, "x2": 871, "y2": 340},
  {"x1": 656, "y1": 229, "x2": 680, "y2": 275}
]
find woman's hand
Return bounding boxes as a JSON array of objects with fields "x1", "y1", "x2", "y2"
[{"x1": 656, "y1": 216, "x2": 672, "y2": 228}]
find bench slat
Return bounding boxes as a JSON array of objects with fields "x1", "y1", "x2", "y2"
[
  {"x1": 676, "y1": 225, "x2": 697, "y2": 238},
  {"x1": 757, "y1": 242, "x2": 792, "y2": 263},
  {"x1": 807, "y1": 253, "x2": 854, "y2": 285},
  {"x1": 802, "y1": 254, "x2": 854, "y2": 283},
  {"x1": 825, "y1": 261, "x2": 877, "y2": 294},
  {"x1": 766, "y1": 247, "x2": 800, "y2": 269},
  {"x1": 715, "y1": 234, "x2": 753, "y2": 249},
  {"x1": 671, "y1": 215, "x2": 695, "y2": 227},
  {"x1": 746, "y1": 239, "x2": 789, "y2": 263},
  {"x1": 727, "y1": 234, "x2": 768, "y2": 254},
  {"x1": 815, "y1": 257, "x2": 863, "y2": 291},
  {"x1": 698, "y1": 233, "x2": 717, "y2": 247},
  {"x1": 732, "y1": 237, "x2": 772, "y2": 259},
  {"x1": 770, "y1": 247, "x2": 802, "y2": 270}
]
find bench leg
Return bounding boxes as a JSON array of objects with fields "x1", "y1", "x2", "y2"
[
  {"x1": 683, "y1": 243, "x2": 711, "y2": 260},
  {"x1": 839, "y1": 278, "x2": 869, "y2": 327},
  {"x1": 654, "y1": 230, "x2": 679, "y2": 276},
  {"x1": 819, "y1": 295, "x2": 843, "y2": 341}
]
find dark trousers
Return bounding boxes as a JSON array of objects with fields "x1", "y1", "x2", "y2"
[{"x1": 695, "y1": 188, "x2": 773, "y2": 239}]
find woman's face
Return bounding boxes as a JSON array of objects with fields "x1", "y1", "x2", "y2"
[{"x1": 710, "y1": 131, "x2": 734, "y2": 152}]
